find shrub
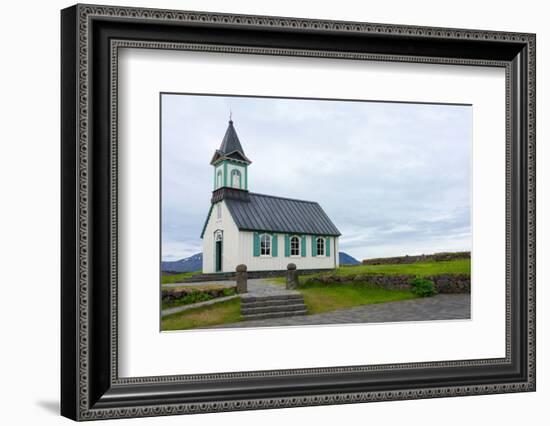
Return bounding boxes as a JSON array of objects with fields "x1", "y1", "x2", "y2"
[
  {"x1": 165, "y1": 291, "x2": 214, "y2": 308},
  {"x1": 409, "y1": 277, "x2": 437, "y2": 297},
  {"x1": 162, "y1": 286, "x2": 239, "y2": 309},
  {"x1": 222, "y1": 288, "x2": 236, "y2": 297}
]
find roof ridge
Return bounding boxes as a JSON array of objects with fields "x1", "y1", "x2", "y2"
[
  {"x1": 223, "y1": 191, "x2": 341, "y2": 237},
  {"x1": 248, "y1": 192, "x2": 319, "y2": 205}
]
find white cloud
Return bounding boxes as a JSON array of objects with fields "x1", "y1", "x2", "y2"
[{"x1": 162, "y1": 94, "x2": 471, "y2": 262}]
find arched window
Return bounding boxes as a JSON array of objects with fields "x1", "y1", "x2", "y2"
[
  {"x1": 316, "y1": 237, "x2": 325, "y2": 256},
  {"x1": 216, "y1": 170, "x2": 223, "y2": 188},
  {"x1": 216, "y1": 203, "x2": 222, "y2": 219},
  {"x1": 260, "y1": 233, "x2": 271, "y2": 256},
  {"x1": 290, "y1": 236, "x2": 300, "y2": 256},
  {"x1": 231, "y1": 169, "x2": 241, "y2": 188}
]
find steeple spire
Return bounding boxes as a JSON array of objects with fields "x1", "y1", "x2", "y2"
[
  {"x1": 210, "y1": 118, "x2": 251, "y2": 165},
  {"x1": 211, "y1": 118, "x2": 252, "y2": 193}
]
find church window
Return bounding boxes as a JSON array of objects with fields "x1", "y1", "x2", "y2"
[
  {"x1": 260, "y1": 233, "x2": 271, "y2": 256},
  {"x1": 316, "y1": 237, "x2": 325, "y2": 256},
  {"x1": 216, "y1": 170, "x2": 223, "y2": 188},
  {"x1": 290, "y1": 236, "x2": 300, "y2": 256},
  {"x1": 231, "y1": 169, "x2": 241, "y2": 188},
  {"x1": 216, "y1": 203, "x2": 222, "y2": 219}
]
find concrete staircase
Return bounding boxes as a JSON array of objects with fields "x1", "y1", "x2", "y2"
[{"x1": 241, "y1": 292, "x2": 307, "y2": 321}]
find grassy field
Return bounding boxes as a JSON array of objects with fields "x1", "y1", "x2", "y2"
[
  {"x1": 326, "y1": 259, "x2": 470, "y2": 276},
  {"x1": 161, "y1": 270, "x2": 201, "y2": 285},
  {"x1": 265, "y1": 259, "x2": 469, "y2": 315},
  {"x1": 161, "y1": 298, "x2": 242, "y2": 331},
  {"x1": 161, "y1": 283, "x2": 414, "y2": 329},
  {"x1": 300, "y1": 282, "x2": 418, "y2": 315},
  {"x1": 271, "y1": 258, "x2": 470, "y2": 285},
  {"x1": 161, "y1": 258, "x2": 469, "y2": 330}
]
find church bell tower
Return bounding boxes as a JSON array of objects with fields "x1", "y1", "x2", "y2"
[{"x1": 210, "y1": 118, "x2": 252, "y2": 193}]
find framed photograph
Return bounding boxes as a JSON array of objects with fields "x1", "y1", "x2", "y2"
[{"x1": 61, "y1": 4, "x2": 536, "y2": 421}]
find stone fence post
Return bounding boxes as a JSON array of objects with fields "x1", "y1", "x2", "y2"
[
  {"x1": 286, "y1": 263, "x2": 299, "y2": 289},
  {"x1": 235, "y1": 264, "x2": 248, "y2": 294}
]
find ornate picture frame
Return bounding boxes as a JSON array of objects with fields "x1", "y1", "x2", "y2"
[{"x1": 61, "y1": 4, "x2": 535, "y2": 420}]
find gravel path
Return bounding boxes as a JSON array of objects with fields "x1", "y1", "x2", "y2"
[
  {"x1": 162, "y1": 279, "x2": 470, "y2": 328},
  {"x1": 210, "y1": 294, "x2": 471, "y2": 328}
]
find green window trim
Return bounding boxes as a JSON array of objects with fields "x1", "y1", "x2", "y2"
[
  {"x1": 326, "y1": 236, "x2": 331, "y2": 256},
  {"x1": 253, "y1": 232, "x2": 260, "y2": 257},
  {"x1": 284, "y1": 234, "x2": 290, "y2": 257},
  {"x1": 311, "y1": 235, "x2": 317, "y2": 257},
  {"x1": 213, "y1": 159, "x2": 249, "y2": 190},
  {"x1": 272, "y1": 234, "x2": 278, "y2": 257},
  {"x1": 301, "y1": 235, "x2": 307, "y2": 257}
]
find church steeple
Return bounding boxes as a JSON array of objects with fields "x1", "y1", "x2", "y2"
[{"x1": 211, "y1": 118, "x2": 251, "y2": 192}]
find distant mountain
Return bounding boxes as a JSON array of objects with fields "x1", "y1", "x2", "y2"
[
  {"x1": 339, "y1": 252, "x2": 360, "y2": 265},
  {"x1": 161, "y1": 253, "x2": 202, "y2": 273},
  {"x1": 162, "y1": 251, "x2": 358, "y2": 272}
]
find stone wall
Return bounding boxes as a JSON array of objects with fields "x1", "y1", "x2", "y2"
[
  {"x1": 162, "y1": 285, "x2": 237, "y2": 303},
  {"x1": 179, "y1": 268, "x2": 334, "y2": 283},
  {"x1": 362, "y1": 251, "x2": 471, "y2": 265},
  {"x1": 304, "y1": 273, "x2": 470, "y2": 294}
]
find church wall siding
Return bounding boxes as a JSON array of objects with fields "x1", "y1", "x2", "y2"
[
  {"x1": 239, "y1": 232, "x2": 337, "y2": 272},
  {"x1": 202, "y1": 200, "x2": 241, "y2": 273},
  {"x1": 203, "y1": 203, "x2": 339, "y2": 273}
]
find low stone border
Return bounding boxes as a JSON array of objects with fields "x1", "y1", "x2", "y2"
[
  {"x1": 162, "y1": 285, "x2": 237, "y2": 302},
  {"x1": 161, "y1": 294, "x2": 239, "y2": 317},
  {"x1": 176, "y1": 268, "x2": 334, "y2": 283},
  {"x1": 304, "y1": 274, "x2": 470, "y2": 294},
  {"x1": 362, "y1": 251, "x2": 470, "y2": 265}
]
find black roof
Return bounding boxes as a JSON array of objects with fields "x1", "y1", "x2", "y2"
[
  {"x1": 201, "y1": 191, "x2": 341, "y2": 237},
  {"x1": 210, "y1": 120, "x2": 251, "y2": 165}
]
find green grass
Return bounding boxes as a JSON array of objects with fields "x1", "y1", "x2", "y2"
[
  {"x1": 267, "y1": 259, "x2": 469, "y2": 315},
  {"x1": 332, "y1": 259, "x2": 470, "y2": 276},
  {"x1": 270, "y1": 258, "x2": 470, "y2": 284},
  {"x1": 161, "y1": 299, "x2": 242, "y2": 331},
  {"x1": 161, "y1": 270, "x2": 201, "y2": 284},
  {"x1": 161, "y1": 259, "x2": 470, "y2": 330},
  {"x1": 299, "y1": 282, "x2": 418, "y2": 315}
]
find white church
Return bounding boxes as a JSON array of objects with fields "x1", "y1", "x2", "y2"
[{"x1": 201, "y1": 118, "x2": 341, "y2": 273}]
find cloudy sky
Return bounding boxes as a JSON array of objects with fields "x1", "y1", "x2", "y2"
[{"x1": 161, "y1": 93, "x2": 472, "y2": 262}]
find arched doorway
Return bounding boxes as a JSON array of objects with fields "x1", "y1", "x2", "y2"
[{"x1": 214, "y1": 230, "x2": 223, "y2": 272}]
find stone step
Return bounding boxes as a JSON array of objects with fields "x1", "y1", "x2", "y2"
[
  {"x1": 241, "y1": 303, "x2": 307, "y2": 315},
  {"x1": 242, "y1": 309, "x2": 308, "y2": 321},
  {"x1": 241, "y1": 293, "x2": 303, "y2": 304},
  {"x1": 241, "y1": 297, "x2": 306, "y2": 309}
]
